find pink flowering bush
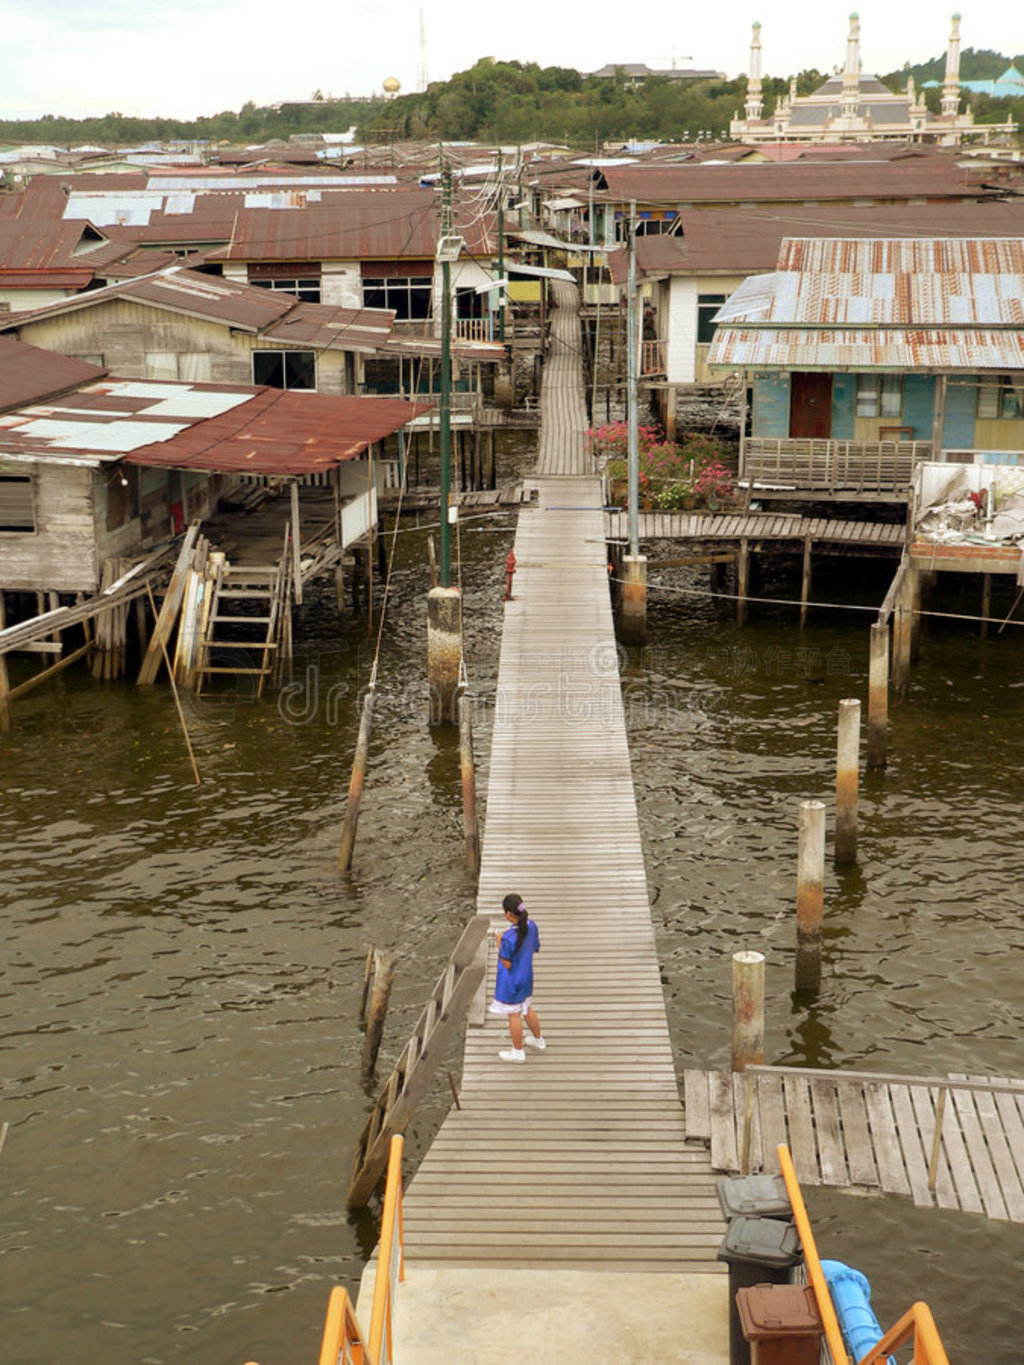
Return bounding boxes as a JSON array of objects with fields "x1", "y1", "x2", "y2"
[{"x1": 588, "y1": 423, "x2": 735, "y2": 509}]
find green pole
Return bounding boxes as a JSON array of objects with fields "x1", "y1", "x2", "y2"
[
  {"x1": 497, "y1": 148, "x2": 505, "y2": 344},
  {"x1": 439, "y1": 167, "x2": 452, "y2": 587}
]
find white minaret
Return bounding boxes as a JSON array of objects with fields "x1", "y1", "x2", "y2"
[
  {"x1": 416, "y1": 7, "x2": 429, "y2": 94},
  {"x1": 841, "y1": 11, "x2": 861, "y2": 116},
  {"x1": 745, "y1": 21, "x2": 764, "y2": 121},
  {"x1": 941, "y1": 12, "x2": 963, "y2": 117}
]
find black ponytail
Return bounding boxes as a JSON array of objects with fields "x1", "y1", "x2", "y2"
[{"x1": 502, "y1": 892, "x2": 528, "y2": 949}]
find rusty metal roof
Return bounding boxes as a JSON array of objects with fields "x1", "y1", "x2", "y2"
[
  {"x1": 708, "y1": 237, "x2": 1024, "y2": 372},
  {"x1": 0, "y1": 336, "x2": 106, "y2": 414},
  {"x1": 210, "y1": 190, "x2": 438, "y2": 261},
  {"x1": 597, "y1": 158, "x2": 979, "y2": 205},
  {"x1": 608, "y1": 200, "x2": 1024, "y2": 283},
  {"x1": 0, "y1": 373, "x2": 430, "y2": 473},
  {"x1": 1, "y1": 267, "x2": 396, "y2": 352}
]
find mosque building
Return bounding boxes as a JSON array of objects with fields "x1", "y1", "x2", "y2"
[{"x1": 730, "y1": 13, "x2": 1017, "y2": 145}]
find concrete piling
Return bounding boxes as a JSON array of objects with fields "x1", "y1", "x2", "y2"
[
  {"x1": 732, "y1": 950, "x2": 765, "y2": 1071},
  {"x1": 835, "y1": 698, "x2": 860, "y2": 864},
  {"x1": 867, "y1": 621, "x2": 889, "y2": 770},
  {"x1": 427, "y1": 586, "x2": 462, "y2": 726},
  {"x1": 796, "y1": 799, "x2": 825, "y2": 992}
]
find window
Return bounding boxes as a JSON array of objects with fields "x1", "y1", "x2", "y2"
[
  {"x1": 978, "y1": 375, "x2": 1024, "y2": 420},
  {"x1": 363, "y1": 275, "x2": 433, "y2": 320},
  {"x1": 253, "y1": 349, "x2": 316, "y2": 390},
  {"x1": 144, "y1": 352, "x2": 211, "y2": 382},
  {"x1": 697, "y1": 294, "x2": 727, "y2": 345},
  {"x1": 251, "y1": 277, "x2": 321, "y2": 303},
  {"x1": 0, "y1": 474, "x2": 34, "y2": 532},
  {"x1": 855, "y1": 374, "x2": 902, "y2": 418}
]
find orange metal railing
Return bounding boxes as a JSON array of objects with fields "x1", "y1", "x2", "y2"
[
  {"x1": 367, "y1": 1134, "x2": 405, "y2": 1365},
  {"x1": 777, "y1": 1143, "x2": 951, "y2": 1365},
  {"x1": 316, "y1": 1286, "x2": 374, "y2": 1365},
  {"x1": 776, "y1": 1144, "x2": 851, "y2": 1365},
  {"x1": 856, "y1": 1303, "x2": 950, "y2": 1365},
  {"x1": 316, "y1": 1133, "x2": 404, "y2": 1365}
]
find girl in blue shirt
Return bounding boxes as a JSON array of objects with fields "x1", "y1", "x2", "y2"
[{"x1": 489, "y1": 892, "x2": 545, "y2": 1063}]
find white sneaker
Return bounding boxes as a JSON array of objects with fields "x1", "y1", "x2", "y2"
[
  {"x1": 499, "y1": 1048, "x2": 526, "y2": 1063},
  {"x1": 523, "y1": 1035, "x2": 546, "y2": 1050}
]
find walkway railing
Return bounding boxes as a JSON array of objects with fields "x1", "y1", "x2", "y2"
[
  {"x1": 779, "y1": 1142, "x2": 951, "y2": 1365},
  {"x1": 741, "y1": 437, "x2": 926, "y2": 495},
  {"x1": 316, "y1": 1135, "x2": 404, "y2": 1365},
  {"x1": 367, "y1": 1135, "x2": 405, "y2": 1365},
  {"x1": 316, "y1": 1288, "x2": 374, "y2": 1365}
]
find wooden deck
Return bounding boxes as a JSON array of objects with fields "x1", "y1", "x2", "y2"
[
  {"x1": 402, "y1": 473, "x2": 725, "y2": 1270},
  {"x1": 535, "y1": 280, "x2": 591, "y2": 478},
  {"x1": 605, "y1": 509, "x2": 906, "y2": 551},
  {"x1": 685, "y1": 1067, "x2": 1024, "y2": 1223}
]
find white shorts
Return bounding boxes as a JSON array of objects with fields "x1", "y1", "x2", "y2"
[{"x1": 488, "y1": 995, "x2": 533, "y2": 1016}]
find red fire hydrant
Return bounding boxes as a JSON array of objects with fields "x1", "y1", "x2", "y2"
[{"x1": 504, "y1": 549, "x2": 516, "y2": 601}]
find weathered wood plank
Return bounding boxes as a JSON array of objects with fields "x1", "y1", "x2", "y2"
[{"x1": 836, "y1": 1082, "x2": 878, "y2": 1188}]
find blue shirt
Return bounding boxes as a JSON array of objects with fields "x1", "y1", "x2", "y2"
[{"x1": 494, "y1": 919, "x2": 540, "y2": 1004}]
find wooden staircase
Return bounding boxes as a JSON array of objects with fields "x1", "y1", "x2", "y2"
[{"x1": 194, "y1": 556, "x2": 291, "y2": 698}]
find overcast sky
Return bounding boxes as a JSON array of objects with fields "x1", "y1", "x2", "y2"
[{"x1": 0, "y1": 1, "x2": 1018, "y2": 122}]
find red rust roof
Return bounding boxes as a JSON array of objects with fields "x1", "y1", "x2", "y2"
[
  {"x1": 0, "y1": 336, "x2": 106, "y2": 412},
  {"x1": 597, "y1": 158, "x2": 979, "y2": 205},
  {"x1": 123, "y1": 388, "x2": 432, "y2": 472}
]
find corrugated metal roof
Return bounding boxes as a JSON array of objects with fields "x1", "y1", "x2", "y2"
[
  {"x1": 708, "y1": 236, "x2": 1024, "y2": 372},
  {"x1": 597, "y1": 159, "x2": 977, "y2": 205},
  {"x1": 0, "y1": 373, "x2": 430, "y2": 473},
  {"x1": 2, "y1": 268, "x2": 396, "y2": 352},
  {"x1": 0, "y1": 336, "x2": 106, "y2": 413},
  {"x1": 708, "y1": 327, "x2": 1024, "y2": 371},
  {"x1": 506, "y1": 261, "x2": 576, "y2": 282}
]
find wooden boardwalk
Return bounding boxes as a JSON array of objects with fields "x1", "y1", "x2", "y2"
[
  {"x1": 685, "y1": 1067, "x2": 1024, "y2": 1223},
  {"x1": 605, "y1": 509, "x2": 906, "y2": 551},
  {"x1": 402, "y1": 474, "x2": 726, "y2": 1270},
  {"x1": 535, "y1": 279, "x2": 591, "y2": 478}
]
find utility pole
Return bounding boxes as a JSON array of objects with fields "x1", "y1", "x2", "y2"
[
  {"x1": 439, "y1": 164, "x2": 453, "y2": 587},
  {"x1": 621, "y1": 201, "x2": 647, "y2": 643},
  {"x1": 427, "y1": 162, "x2": 464, "y2": 725}
]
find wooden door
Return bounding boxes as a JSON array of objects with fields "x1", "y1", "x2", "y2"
[{"x1": 789, "y1": 372, "x2": 833, "y2": 439}]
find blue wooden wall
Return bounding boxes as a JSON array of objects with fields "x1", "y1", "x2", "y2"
[
  {"x1": 903, "y1": 375, "x2": 935, "y2": 440},
  {"x1": 752, "y1": 373, "x2": 790, "y2": 436},
  {"x1": 942, "y1": 376, "x2": 976, "y2": 449}
]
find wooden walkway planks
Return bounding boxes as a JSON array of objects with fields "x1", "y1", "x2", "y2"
[
  {"x1": 684, "y1": 1068, "x2": 1024, "y2": 1222},
  {"x1": 604, "y1": 509, "x2": 905, "y2": 551},
  {"x1": 535, "y1": 280, "x2": 591, "y2": 478},
  {"x1": 403, "y1": 475, "x2": 726, "y2": 1270}
]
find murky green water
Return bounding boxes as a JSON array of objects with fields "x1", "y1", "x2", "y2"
[{"x1": 2, "y1": 483, "x2": 1022, "y2": 1362}]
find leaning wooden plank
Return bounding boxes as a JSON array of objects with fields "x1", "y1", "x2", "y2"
[
  {"x1": 137, "y1": 524, "x2": 199, "y2": 685},
  {"x1": 347, "y1": 915, "x2": 488, "y2": 1209},
  {"x1": 809, "y1": 1077, "x2": 848, "y2": 1186},
  {"x1": 708, "y1": 1070, "x2": 739, "y2": 1172}
]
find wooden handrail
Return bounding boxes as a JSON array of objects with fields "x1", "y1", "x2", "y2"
[
  {"x1": 776, "y1": 1144, "x2": 851, "y2": 1365},
  {"x1": 744, "y1": 1063, "x2": 1023, "y2": 1099}
]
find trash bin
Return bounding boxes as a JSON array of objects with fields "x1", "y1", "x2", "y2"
[
  {"x1": 717, "y1": 1173, "x2": 791, "y2": 1221},
  {"x1": 717, "y1": 1215, "x2": 802, "y2": 1365},
  {"x1": 736, "y1": 1282, "x2": 823, "y2": 1365}
]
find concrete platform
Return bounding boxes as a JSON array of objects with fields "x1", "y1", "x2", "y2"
[{"x1": 358, "y1": 1264, "x2": 730, "y2": 1364}]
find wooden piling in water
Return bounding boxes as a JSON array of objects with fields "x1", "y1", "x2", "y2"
[
  {"x1": 0, "y1": 592, "x2": 11, "y2": 734},
  {"x1": 799, "y1": 536, "x2": 812, "y2": 628},
  {"x1": 737, "y1": 538, "x2": 750, "y2": 626},
  {"x1": 796, "y1": 799, "x2": 825, "y2": 992},
  {"x1": 458, "y1": 689, "x2": 480, "y2": 873},
  {"x1": 361, "y1": 948, "x2": 395, "y2": 1081},
  {"x1": 867, "y1": 621, "x2": 889, "y2": 770},
  {"x1": 338, "y1": 688, "x2": 376, "y2": 871},
  {"x1": 835, "y1": 698, "x2": 860, "y2": 864},
  {"x1": 732, "y1": 950, "x2": 765, "y2": 1071}
]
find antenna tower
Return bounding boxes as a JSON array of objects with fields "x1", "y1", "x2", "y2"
[{"x1": 417, "y1": 9, "x2": 429, "y2": 93}]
